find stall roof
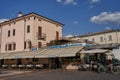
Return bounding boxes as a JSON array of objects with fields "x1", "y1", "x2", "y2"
[
  {"x1": 35, "y1": 46, "x2": 83, "y2": 58},
  {"x1": 80, "y1": 49, "x2": 109, "y2": 54},
  {"x1": 3, "y1": 49, "x2": 47, "y2": 59},
  {"x1": 0, "y1": 46, "x2": 83, "y2": 59},
  {"x1": 59, "y1": 47, "x2": 83, "y2": 57},
  {"x1": 0, "y1": 53, "x2": 12, "y2": 59}
]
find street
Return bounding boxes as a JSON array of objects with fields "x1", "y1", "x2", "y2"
[{"x1": 0, "y1": 70, "x2": 120, "y2": 80}]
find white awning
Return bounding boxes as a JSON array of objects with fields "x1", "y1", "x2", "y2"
[
  {"x1": 4, "y1": 49, "x2": 47, "y2": 59},
  {"x1": 35, "y1": 46, "x2": 83, "y2": 58},
  {"x1": 35, "y1": 48, "x2": 60, "y2": 58},
  {"x1": 59, "y1": 47, "x2": 83, "y2": 57},
  {"x1": 0, "y1": 46, "x2": 83, "y2": 59},
  {"x1": 0, "y1": 53, "x2": 11, "y2": 59},
  {"x1": 80, "y1": 49, "x2": 109, "y2": 54}
]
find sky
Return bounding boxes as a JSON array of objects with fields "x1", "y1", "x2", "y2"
[{"x1": 0, "y1": 0, "x2": 120, "y2": 37}]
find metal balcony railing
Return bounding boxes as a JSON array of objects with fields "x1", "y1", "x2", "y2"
[{"x1": 37, "y1": 33, "x2": 46, "y2": 40}]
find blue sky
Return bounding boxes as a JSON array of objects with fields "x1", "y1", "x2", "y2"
[{"x1": 0, "y1": 0, "x2": 120, "y2": 37}]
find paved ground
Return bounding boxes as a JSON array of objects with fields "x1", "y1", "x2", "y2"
[
  {"x1": 0, "y1": 70, "x2": 31, "y2": 77},
  {"x1": 0, "y1": 70, "x2": 120, "y2": 80}
]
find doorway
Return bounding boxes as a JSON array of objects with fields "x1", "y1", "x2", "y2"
[
  {"x1": 50, "y1": 57, "x2": 61, "y2": 69},
  {"x1": 0, "y1": 59, "x2": 4, "y2": 67}
]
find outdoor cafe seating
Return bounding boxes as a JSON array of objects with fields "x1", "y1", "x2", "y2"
[
  {"x1": 2, "y1": 64, "x2": 9, "y2": 68},
  {"x1": 18, "y1": 64, "x2": 26, "y2": 69},
  {"x1": 11, "y1": 64, "x2": 17, "y2": 69},
  {"x1": 35, "y1": 64, "x2": 43, "y2": 69},
  {"x1": 26, "y1": 64, "x2": 34, "y2": 69}
]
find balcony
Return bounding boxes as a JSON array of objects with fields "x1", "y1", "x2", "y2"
[{"x1": 37, "y1": 33, "x2": 46, "y2": 40}]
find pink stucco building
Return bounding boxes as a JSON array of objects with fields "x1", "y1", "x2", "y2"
[{"x1": 0, "y1": 12, "x2": 64, "y2": 53}]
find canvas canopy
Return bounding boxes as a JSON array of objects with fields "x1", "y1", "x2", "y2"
[
  {"x1": 0, "y1": 46, "x2": 83, "y2": 59},
  {"x1": 80, "y1": 49, "x2": 109, "y2": 54}
]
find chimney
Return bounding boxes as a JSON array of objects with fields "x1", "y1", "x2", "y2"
[{"x1": 18, "y1": 12, "x2": 22, "y2": 17}]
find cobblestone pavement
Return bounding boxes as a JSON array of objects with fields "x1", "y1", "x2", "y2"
[{"x1": 0, "y1": 70, "x2": 120, "y2": 80}]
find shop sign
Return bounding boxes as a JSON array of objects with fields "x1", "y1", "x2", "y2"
[
  {"x1": 32, "y1": 48, "x2": 38, "y2": 51},
  {"x1": 49, "y1": 43, "x2": 91, "y2": 49}
]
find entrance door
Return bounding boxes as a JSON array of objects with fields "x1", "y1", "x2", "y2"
[
  {"x1": 38, "y1": 42, "x2": 42, "y2": 48},
  {"x1": 50, "y1": 58, "x2": 61, "y2": 69},
  {"x1": 0, "y1": 59, "x2": 4, "y2": 67}
]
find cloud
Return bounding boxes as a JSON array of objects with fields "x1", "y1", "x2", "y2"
[
  {"x1": 90, "y1": 0, "x2": 100, "y2": 4},
  {"x1": 73, "y1": 21, "x2": 79, "y2": 24},
  {"x1": 105, "y1": 27, "x2": 111, "y2": 30},
  {"x1": 89, "y1": 5, "x2": 94, "y2": 8},
  {"x1": 65, "y1": 34, "x2": 73, "y2": 38},
  {"x1": 0, "y1": 19, "x2": 8, "y2": 23},
  {"x1": 56, "y1": 0, "x2": 77, "y2": 5},
  {"x1": 89, "y1": 0, "x2": 100, "y2": 8},
  {"x1": 90, "y1": 12, "x2": 120, "y2": 25}
]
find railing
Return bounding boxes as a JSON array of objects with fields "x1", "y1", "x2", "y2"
[{"x1": 37, "y1": 33, "x2": 46, "y2": 40}]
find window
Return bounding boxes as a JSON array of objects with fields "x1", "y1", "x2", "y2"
[
  {"x1": 38, "y1": 42, "x2": 42, "y2": 48},
  {"x1": 13, "y1": 43, "x2": 16, "y2": 50},
  {"x1": 8, "y1": 44, "x2": 12, "y2": 50},
  {"x1": 38, "y1": 19, "x2": 41, "y2": 21},
  {"x1": 85, "y1": 39, "x2": 88, "y2": 43},
  {"x1": 28, "y1": 41, "x2": 32, "y2": 48},
  {"x1": 56, "y1": 31, "x2": 59, "y2": 40},
  {"x1": 34, "y1": 17, "x2": 36, "y2": 20},
  {"x1": 24, "y1": 19, "x2": 26, "y2": 22},
  {"x1": 108, "y1": 35, "x2": 112, "y2": 41},
  {"x1": 27, "y1": 25, "x2": 30, "y2": 33},
  {"x1": 100, "y1": 37, "x2": 103, "y2": 42},
  {"x1": 38, "y1": 26, "x2": 42, "y2": 38},
  {"x1": 28, "y1": 17, "x2": 30, "y2": 20},
  {"x1": 5, "y1": 44, "x2": 7, "y2": 51},
  {"x1": 24, "y1": 42, "x2": 26, "y2": 49},
  {"x1": 13, "y1": 29, "x2": 15, "y2": 36},
  {"x1": 8, "y1": 30, "x2": 10, "y2": 37}
]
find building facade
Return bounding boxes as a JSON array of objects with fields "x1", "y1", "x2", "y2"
[
  {"x1": 70, "y1": 29, "x2": 120, "y2": 45},
  {"x1": 0, "y1": 12, "x2": 63, "y2": 53}
]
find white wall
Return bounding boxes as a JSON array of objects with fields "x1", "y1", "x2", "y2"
[{"x1": 112, "y1": 46, "x2": 120, "y2": 60}]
